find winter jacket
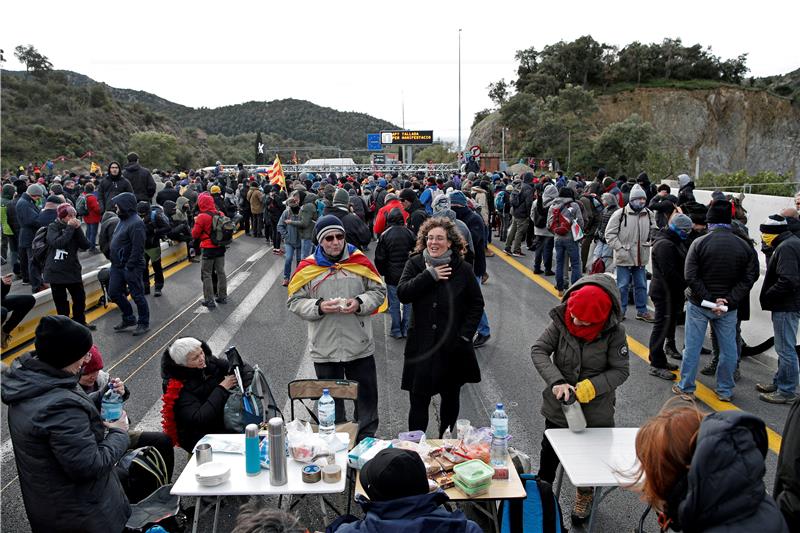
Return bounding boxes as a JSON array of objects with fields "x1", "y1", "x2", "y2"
[
  {"x1": 1, "y1": 193, "x2": 19, "y2": 237},
  {"x1": 533, "y1": 185, "x2": 558, "y2": 237},
  {"x1": 143, "y1": 204, "x2": 171, "y2": 250},
  {"x1": 685, "y1": 226, "x2": 759, "y2": 311},
  {"x1": 98, "y1": 210, "x2": 120, "y2": 260},
  {"x1": 671, "y1": 411, "x2": 789, "y2": 533},
  {"x1": 15, "y1": 193, "x2": 41, "y2": 248},
  {"x1": 546, "y1": 198, "x2": 584, "y2": 242},
  {"x1": 277, "y1": 208, "x2": 302, "y2": 247},
  {"x1": 649, "y1": 227, "x2": 688, "y2": 299},
  {"x1": 375, "y1": 210, "x2": 415, "y2": 286},
  {"x1": 123, "y1": 162, "x2": 156, "y2": 203},
  {"x1": 323, "y1": 205, "x2": 372, "y2": 250},
  {"x1": 604, "y1": 205, "x2": 655, "y2": 266},
  {"x1": 578, "y1": 194, "x2": 601, "y2": 235},
  {"x1": 530, "y1": 275, "x2": 629, "y2": 427},
  {"x1": 397, "y1": 253, "x2": 484, "y2": 396},
  {"x1": 267, "y1": 192, "x2": 287, "y2": 223},
  {"x1": 44, "y1": 219, "x2": 91, "y2": 285},
  {"x1": 288, "y1": 193, "x2": 319, "y2": 240},
  {"x1": 247, "y1": 186, "x2": 265, "y2": 214},
  {"x1": 374, "y1": 199, "x2": 409, "y2": 235},
  {"x1": 418, "y1": 184, "x2": 440, "y2": 214},
  {"x1": 82, "y1": 192, "x2": 102, "y2": 225},
  {"x1": 471, "y1": 187, "x2": 491, "y2": 225},
  {"x1": 1, "y1": 355, "x2": 131, "y2": 533},
  {"x1": 155, "y1": 186, "x2": 180, "y2": 207},
  {"x1": 109, "y1": 192, "x2": 146, "y2": 270},
  {"x1": 191, "y1": 193, "x2": 224, "y2": 253},
  {"x1": 334, "y1": 491, "x2": 482, "y2": 533},
  {"x1": 774, "y1": 401, "x2": 800, "y2": 531},
  {"x1": 287, "y1": 246, "x2": 387, "y2": 363},
  {"x1": 759, "y1": 232, "x2": 800, "y2": 312},
  {"x1": 404, "y1": 197, "x2": 429, "y2": 237},
  {"x1": 511, "y1": 182, "x2": 534, "y2": 219},
  {"x1": 451, "y1": 205, "x2": 486, "y2": 277},
  {"x1": 97, "y1": 173, "x2": 134, "y2": 213}
]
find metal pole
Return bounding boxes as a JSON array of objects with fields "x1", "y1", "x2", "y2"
[
  {"x1": 501, "y1": 128, "x2": 505, "y2": 164},
  {"x1": 458, "y1": 28, "x2": 462, "y2": 152}
]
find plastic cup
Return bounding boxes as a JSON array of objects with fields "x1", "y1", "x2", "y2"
[{"x1": 456, "y1": 419, "x2": 471, "y2": 440}]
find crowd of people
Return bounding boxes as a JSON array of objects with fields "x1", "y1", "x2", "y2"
[{"x1": 1, "y1": 157, "x2": 798, "y2": 532}]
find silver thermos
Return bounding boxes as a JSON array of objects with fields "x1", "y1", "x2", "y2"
[
  {"x1": 561, "y1": 389, "x2": 587, "y2": 433},
  {"x1": 268, "y1": 417, "x2": 287, "y2": 486}
]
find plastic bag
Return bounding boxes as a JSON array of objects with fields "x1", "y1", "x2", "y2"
[{"x1": 286, "y1": 420, "x2": 331, "y2": 463}]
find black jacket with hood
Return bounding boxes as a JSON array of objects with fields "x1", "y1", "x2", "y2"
[
  {"x1": 649, "y1": 227, "x2": 688, "y2": 299},
  {"x1": 97, "y1": 163, "x2": 134, "y2": 213},
  {"x1": 109, "y1": 192, "x2": 146, "y2": 270},
  {"x1": 375, "y1": 209, "x2": 416, "y2": 286},
  {"x1": 322, "y1": 205, "x2": 372, "y2": 251},
  {"x1": 99, "y1": 210, "x2": 120, "y2": 260},
  {"x1": 44, "y1": 218, "x2": 91, "y2": 285},
  {"x1": 123, "y1": 161, "x2": 157, "y2": 203},
  {"x1": 759, "y1": 232, "x2": 800, "y2": 313},
  {"x1": 1, "y1": 355, "x2": 131, "y2": 533}
]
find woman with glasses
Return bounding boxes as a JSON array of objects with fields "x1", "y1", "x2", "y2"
[{"x1": 397, "y1": 217, "x2": 485, "y2": 437}]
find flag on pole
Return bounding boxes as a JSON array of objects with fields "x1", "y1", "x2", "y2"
[
  {"x1": 268, "y1": 155, "x2": 286, "y2": 190},
  {"x1": 90, "y1": 161, "x2": 101, "y2": 174}
]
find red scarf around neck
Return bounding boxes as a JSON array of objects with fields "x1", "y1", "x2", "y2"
[{"x1": 564, "y1": 285, "x2": 612, "y2": 342}]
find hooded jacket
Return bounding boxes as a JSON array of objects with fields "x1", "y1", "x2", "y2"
[
  {"x1": 533, "y1": 184, "x2": 559, "y2": 236},
  {"x1": 109, "y1": 192, "x2": 146, "y2": 270},
  {"x1": 123, "y1": 162, "x2": 156, "y2": 203},
  {"x1": 155, "y1": 185, "x2": 180, "y2": 207},
  {"x1": 191, "y1": 193, "x2": 223, "y2": 253},
  {"x1": 374, "y1": 199, "x2": 409, "y2": 235},
  {"x1": 451, "y1": 204, "x2": 486, "y2": 277},
  {"x1": 604, "y1": 200, "x2": 655, "y2": 267},
  {"x1": 246, "y1": 185, "x2": 265, "y2": 214},
  {"x1": 1, "y1": 355, "x2": 131, "y2": 532},
  {"x1": 277, "y1": 206, "x2": 302, "y2": 247},
  {"x1": 530, "y1": 274, "x2": 629, "y2": 427},
  {"x1": 546, "y1": 196, "x2": 584, "y2": 242},
  {"x1": 649, "y1": 227, "x2": 688, "y2": 299},
  {"x1": 98, "y1": 210, "x2": 120, "y2": 260},
  {"x1": 15, "y1": 192, "x2": 41, "y2": 248},
  {"x1": 670, "y1": 411, "x2": 789, "y2": 533},
  {"x1": 774, "y1": 401, "x2": 799, "y2": 531},
  {"x1": 375, "y1": 209, "x2": 416, "y2": 286},
  {"x1": 334, "y1": 491, "x2": 482, "y2": 533},
  {"x1": 1, "y1": 185, "x2": 19, "y2": 237},
  {"x1": 512, "y1": 180, "x2": 534, "y2": 219},
  {"x1": 759, "y1": 232, "x2": 800, "y2": 312},
  {"x1": 288, "y1": 192, "x2": 319, "y2": 240},
  {"x1": 44, "y1": 218, "x2": 91, "y2": 285},
  {"x1": 97, "y1": 171, "x2": 133, "y2": 213}
]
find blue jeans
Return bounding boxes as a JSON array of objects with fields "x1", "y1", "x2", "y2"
[
  {"x1": 772, "y1": 311, "x2": 800, "y2": 396},
  {"x1": 301, "y1": 239, "x2": 314, "y2": 258},
  {"x1": 283, "y1": 243, "x2": 302, "y2": 280},
  {"x1": 678, "y1": 302, "x2": 738, "y2": 398},
  {"x1": 475, "y1": 275, "x2": 490, "y2": 336},
  {"x1": 108, "y1": 265, "x2": 149, "y2": 326},
  {"x1": 616, "y1": 265, "x2": 648, "y2": 314},
  {"x1": 85, "y1": 223, "x2": 98, "y2": 250},
  {"x1": 554, "y1": 239, "x2": 581, "y2": 291},
  {"x1": 387, "y1": 284, "x2": 410, "y2": 337}
]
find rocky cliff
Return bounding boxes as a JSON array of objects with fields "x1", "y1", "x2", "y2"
[{"x1": 468, "y1": 87, "x2": 800, "y2": 177}]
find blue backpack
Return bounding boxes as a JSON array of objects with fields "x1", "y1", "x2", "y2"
[
  {"x1": 495, "y1": 191, "x2": 507, "y2": 211},
  {"x1": 499, "y1": 474, "x2": 565, "y2": 533}
]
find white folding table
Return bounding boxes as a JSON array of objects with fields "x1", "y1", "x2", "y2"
[
  {"x1": 171, "y1": 433, "x2": 348, "y2": 533},
  {"x1": 545, "y1": 428, "x2": 640, "y2": 532}
]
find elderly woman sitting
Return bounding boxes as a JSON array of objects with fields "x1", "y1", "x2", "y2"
[{"x1": 161, "y1": 337, "x2": 251, "y2": 452}]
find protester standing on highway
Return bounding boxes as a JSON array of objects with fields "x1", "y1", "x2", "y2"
[
  {"x1": 155, "y1": 180, "x2": 180, "y2": 207},
  {"x1": 531, "y1": 183, "x2": 557, "y2": 275},
  {"x1": 1, "y1": 316, "x2": 132, "y2": 533},
  {"x1": 247, "y1": 181, "x2": 265, "y2": 238},
  {"x1": 397, "y1": 217, "x2": 484, "y2": 437},
  {"x1": 192, "y1": 192, "x2": 228, "y2": 308},
  {"x1": 547, "y1": 187, "x2": 584, "y2": 297},
  {"x1": 278, "y1": 194, "x2": 302, "y2": 286},
  {"x1": 530, "y1": 275, "x2": 629, "y2": 524},
  {"x1": 287, "y1": 189, "x2": 319, "y2": 257},
  {"x1": 399, "y1": 188, "x2": 428, "y2": 236},
  {"x1": 325, "y1": 188, "x2": 372, "y2": 250},
  {"x1": 288, "y1": 215, "x2": 387, "y2": 442},
  {"x1": 756, "y1": 215, "x2": 800, "y2": 404},
  {"x1": 123, "y1": 152, "x2": 156, "y2": 203},
  {"x1": 15, "y1": 183, "x2": 44, "y2": 289},
  {"x1": 137, "y1": 201, "x2": 170, "y2": 297},
  {"x1": 80, "y1": 182, "x2": 102, "y2": 253},
  {"x1": 97, "y1": 161, "x2": 133, "y2": 213},
  {"x1": 108, "y1": 192, "x2": 150, "y2": 336},
  {"x1": 373, "y1": 192, "x2": 408, "y2": 236},
  {"x1": 1, "y1": 183, "x2": 20, "y2": 274},
  {"x1": 504, "y1": 174, "x2": 535, "y2": 257},
  {"x1": 44, "y1": 204, "x2": 94, "y2": 330},
  {"x1": 674, "y1": 200, "x2": 758, "y2": 402},
  {"x1": 375, "y1": 208, "x2": 416, "y2": 339}
]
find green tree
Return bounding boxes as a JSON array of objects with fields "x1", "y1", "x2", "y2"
[
  {"x1": 594, "y1": 114, "x2": 655, "y2": 176},
  {"x1": 89, "y1": 85, "x2": 109, "y2": 108},
  {"x1": 14, "y1": 45, "x2": 53, "y2": 74},
  {"x1": 129, "y1": 131, "x2": 179, "y2": 170},
  {"x1": 487, "y1": 79, "x2": 509, "y2": 106},
  {"x1": 415, "y1": 142, "x2": 458, "y2": 163}
]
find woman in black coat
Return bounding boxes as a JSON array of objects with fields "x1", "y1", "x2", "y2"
[{"x1": 397, "y1": 217, "x2": 484, "y2": 437}]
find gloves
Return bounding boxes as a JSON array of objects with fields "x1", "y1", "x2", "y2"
[{"x1": 575, "y1": 379, "x2": 596, "y2": 404}]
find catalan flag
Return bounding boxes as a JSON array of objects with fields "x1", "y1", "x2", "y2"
[{"x1": 268, "y1": 154, "x2": 286, "y2": 190}]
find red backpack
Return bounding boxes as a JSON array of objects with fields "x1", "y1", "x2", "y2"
[{"x1": 548, "y1": 204, "x2": 572, "y2": 236}]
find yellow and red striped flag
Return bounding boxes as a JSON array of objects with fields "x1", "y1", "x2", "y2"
[{"x1": 268, "y1": 155, "x2": 286, "y2": 190}]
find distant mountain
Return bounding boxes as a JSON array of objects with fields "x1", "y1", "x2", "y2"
[{"x1": 1, "y1": 69, "x2": 397, "y2": 169}]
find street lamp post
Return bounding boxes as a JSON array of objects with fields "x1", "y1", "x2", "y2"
[{"x1": 458, "y1": 28, "x2": 462, "y2": 153}]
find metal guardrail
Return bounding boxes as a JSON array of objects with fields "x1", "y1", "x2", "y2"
[{"x1": 212, "y1": 163, "x2": 460, "y2": 175}]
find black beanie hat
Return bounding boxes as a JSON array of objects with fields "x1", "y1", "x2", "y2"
[
  {"x1": 361, "y1": 448, "x2": 429, "y2": 501},
  {"x1": 399, "y1": 188, "x2": 418, "y2": 204},
  {"x1": 137, "y1": 201, "x2": 150, "y2": 215},
  {"x1": 706, "y1": 200, "x2": 732, "y2": 224},
  {"x1": 760, "y1": 214, "x2": 789, "y2": 235},
  {"x1": 558, "y1": 187, "x2": 575, "y2": 200},
  {"x1": 35, "y1": 316, "x2": 93, "y2": 369}
]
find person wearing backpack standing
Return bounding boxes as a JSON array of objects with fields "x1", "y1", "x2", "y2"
[
  {"x1": 547, "y1": 188, "x2": 584, "y2": 297},
  {"x1": 78, "y1": 182, "x2": 102, "y2": 254},
  {"x1": 137, "y1": 202, "x2": 170, "y2": 297},
  {"x1": 192, "y1": 192, "x2": 228, "y2": 308},
  {"x1": 532, "y1": 183, "x2": 558, "y2": 275},
  {"x1": 16, "y1": 184, "x2": 45, "y2": 291},
  {"x1": 504, "y1": 174, "x2": 534, "y2": 257}
]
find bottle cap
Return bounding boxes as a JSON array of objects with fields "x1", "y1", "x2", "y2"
[
  {"x1": 245, "y1": 424, "x2": 259, "y2": 438},
  {"x1": 267, "y1": 417, "x2": 284, "y2": 437},
  {"x1": 323, "y1": 388, "x2": 329, "y2": 394},
  {"x1": 496, "y1": 403, "x2": 503, "y2": 410}
]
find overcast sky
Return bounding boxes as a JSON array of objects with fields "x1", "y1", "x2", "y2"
[{"x1": 3, "y1": 0, "x2": 798, "y2": 149}]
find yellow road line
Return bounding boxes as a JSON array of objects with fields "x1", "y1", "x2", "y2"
[{"x1": 487, "y1": 243, "x2": 784, "y2": 454}]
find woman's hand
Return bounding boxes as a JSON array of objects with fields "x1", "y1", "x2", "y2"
[
  {"x1": 219, "y1": 375, "x2": 237, "y2": 390},
  {"x1": 109, "y1": 378, "x2": 125, "y2": 397},
  {"x1": 433, "y1": 265, "x2": 452, "y2": 281},
  {"x1": 104, "y1": 411, "x2": 129, "y2": 432},
  {"x1": 551, "y1": 383, "x2": 575, "y2": 402}
]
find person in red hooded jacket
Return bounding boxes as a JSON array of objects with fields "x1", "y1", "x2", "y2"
[
  {"x1": 373, "y1": 192, "x2": 409, "y2": 235},
  {"x1": 191, "y1": 192, "x2": 227, "y2": 308}
]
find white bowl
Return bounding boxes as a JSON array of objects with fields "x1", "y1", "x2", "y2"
[{"x1": 195, "y1": 462, "x2": 231, "y2": 487}]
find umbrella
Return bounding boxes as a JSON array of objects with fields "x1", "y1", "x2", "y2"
[{"x1": 508, "y1": 163, "x2": 534, "y2": 176}]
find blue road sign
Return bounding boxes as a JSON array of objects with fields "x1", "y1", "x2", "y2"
[{"x1": 367, "y1": 133, "x2": 382, "y2": 151}]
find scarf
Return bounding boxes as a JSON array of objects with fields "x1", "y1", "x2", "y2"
[
  {"x1": 161, "y1": 378, "x2": 185, "y2": 447},
  {"x1": 564, "y1": 285, "x2": 612, "y2": 342},
  {"x1": 423, "y1": 248, "x2": 452, "y2": 267}
]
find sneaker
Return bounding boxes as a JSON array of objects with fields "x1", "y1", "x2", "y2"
[
  {"x1": 201, "y1": 300, "x2": 217, "y2": 309},
  {"x1": 485, "y1": 249, "x2": 495, "y2": 257},
  {"x1": 533, "y1": 268, "x2": 544, "y2": 275},
  {"x1": 281, "y1": 279, "x2": 289, "y2": 287},
  {"x1": 113, "y1": 320, "x2": 136, "y2": 331},
  {"x1": 188, "y1": 257, "x2": 200, "y2": 263},
  {"x1": 132, "y1": 324, "x2": 151, "y2": 337},
  {"x1": 21, "y1": 280, "x2": 30, "y2": 285},
  {"x1": 649, "y1": 367, "x2": 676, "y2": 381},
  {"x1": 544, "y1": 270, "x2": 555, "y2": 276},
  {"x1": 756, "y1": 383, "x2": 777, "y2": 393},
  {"x1": 473, "y1": 334, "x2": 490, "y2": 347},
  {"x1": 515, "y1": 251, "x2": 526, "y2": 256},
  {"x1": 503, "y1": 249, "x2": 513, "y2": 256},
  {"x1": 664, "y1": 362, "x2": 679, "y2": 371},
  {"x1": 636, "y1": 311, "x2": 656, "y2": 323},
  {"x1": 716, "y1": 393, "x2": 733, "y2": 402},
  {"x1": 759, "y1": 391, "x2": 796, "y2": 404},
  {"x1": 154, "y1": 288, "x2": 162, "y2": 297},
  {"x1": 672, "y1": 384, "x2": 694, "y2": 400},
  {"x1": 700, "y1": 361, "x2": 717, "y2": 376},
  {"x1": 215, "y1": 297, "x2": 228, "y2": 304},
  {"x1": 665, "y1": 344, "x2": 683, "y2": 360},
  {"x1": 571, "y1": 488, "x2": 594, "y2": 524}
]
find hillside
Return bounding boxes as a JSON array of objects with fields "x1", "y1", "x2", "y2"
[{"x1": 1, "y1": 70, "x2": 397, "y2": 169}]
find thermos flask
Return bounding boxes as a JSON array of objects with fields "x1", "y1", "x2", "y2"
[
  {"x1": 245, "y1": 424, "x2": 260, "y2": 476},
  {"x1": 268, "y1": 417, "x2": 287, "y2": 485}
]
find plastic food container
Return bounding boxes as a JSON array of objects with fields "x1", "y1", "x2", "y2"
[
  {"x1": 453, "y1": 476, "x2": 491, "y2": 497},
  {"x1": 453, "y1": 459, "x2": 495, "y2": 488}
]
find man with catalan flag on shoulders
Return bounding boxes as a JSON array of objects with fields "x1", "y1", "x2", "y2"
[{"x1": 287, "y1": 215, "x2": 388, "y2": 442}]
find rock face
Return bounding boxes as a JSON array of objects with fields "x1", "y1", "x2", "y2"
[{"x1": 469, "y1": 87, "x2": 800, "y2": 177}]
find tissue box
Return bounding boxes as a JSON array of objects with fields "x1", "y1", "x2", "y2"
[{"x1": 347, "y1": 437, "x2": 392, "y2": 469}]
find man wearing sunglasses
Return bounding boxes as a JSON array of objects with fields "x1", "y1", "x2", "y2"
[{"x1": 287, "y1": 215, "x2": 388, "y2": 442}]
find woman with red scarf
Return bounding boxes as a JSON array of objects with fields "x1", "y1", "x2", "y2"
[{"x1": 530, "y1": 274, "x2": 630, "y2": 525}]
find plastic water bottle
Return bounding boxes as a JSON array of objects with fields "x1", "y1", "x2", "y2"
[
  {"x1": 491, "y1": 403, "x2": 508, "y2": 438},
  {"x1": 318, "y1": 389, "x2": 335, "y2": 436},
  {"x1": 561, "y1": 390, "x2": 587, "y2": 433},
  {"x1": 490, "y1": 403, "x2": 509, "y2": 467},
  {"x1": 101, "y1": 384, "x2": 124, "y2": 422}
]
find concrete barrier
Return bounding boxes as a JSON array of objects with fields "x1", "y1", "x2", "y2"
[{"x1": 2, "y1": 240, "x2": 190, "y2": 354}]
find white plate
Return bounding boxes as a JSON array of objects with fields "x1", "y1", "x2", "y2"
[{"x1": 195, "y1": 462, "x2": 231, "y2": 486}]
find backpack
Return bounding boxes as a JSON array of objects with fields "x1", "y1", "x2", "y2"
[
  {"x1": 224, "y1": 365, "x2": 283, "y2": 432},
  {"x1": 75, "y1": 194, "x2": 88, "y2": 217},
  {"x1": 117, "y1": 446, "x2": 170, "y2": 504},
  {"x1": 31, "y1": 226, "x2": 50, "y2": 266},
  {"x1": 510, "y1": 189, "x2": 522, "y2": 208},
  {"x1": 210, "y1": 212, "x2": 235, "y2": 247},
  {"x1": 590, "y1": 257, "x2": 606, "y2": 274},
  {"x1": 430, "y1": 187, "x2": 444, "y2": 205},
  {"x1": 548, "y1": 203, "x2": 572, "y2": 236},
  {"x1": 495, "y1": 191, "x2": 506, "y2": 211},
  {"x1": 499, "y1": 474, "x2": 565, "y2": 533}
]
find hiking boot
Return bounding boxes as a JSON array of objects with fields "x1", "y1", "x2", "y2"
[
  {"x1": 672, "y1": 384, "x2": 694, "y2": 400},
  {"x1": 544, "y1": 270, "x2": 555, "y2": 276},
  {"x1": 215, "y1": 297, "x2": 228, "y2": 304},
  {"x1": 188, "y1": 257, "x2": 200, "y2": 263},
  {"x1": 756, "y1": 383, "x2": 777, "y2": 393},
  {"x1": 759, "y1": 391, "x2": 797, "y2": 404},
  {"x1": 1, "y1": 332, "x2": 11, "y2": 349},
  {"x1": 664, "y1": 362, "x2": 679, "y2": 371},
  {"x1": 665, "y1": 344, "x2": 683, "y2": 360},
  {"x1": 473, "y1": 334, "x2": 490, "y2": 347},
  {"x1": 571, "y1": 488, "x2": 594, "y2": 524},
  {"x1": 201, "y1": 300, "x2": 217, "y2": 309},
  {"x1": 132, "y1": 324, "x2": 151, "y2": 337},
  {"x1": 533, "y1": 268, "x2": 544, "y2": 275},
  {"x1": 636, "y1": 311, "x2": 656, "y2": 323},
  {"x1": 649, "y1": 367, "x2": 676, "y2": 381},
  {"x1": 113, "y1": 320, "x2": 136, "y2": 331},
  {"x1": 557, "y1": 290, "x2": 564, "y2": 298},
  {"x1": 154, "y1": 288, "x2": 162, "y2": 297},
  {"x1": 700, "y1": 361, "x2": 717, "y2": 376}
]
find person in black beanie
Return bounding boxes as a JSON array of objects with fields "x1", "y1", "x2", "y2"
[
  {"x1": 1, "y1": 316, "x2": 132, "y2": 532},
  {"x1": 330, "y1": 448, "x2": 482, "y2": 533}
]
